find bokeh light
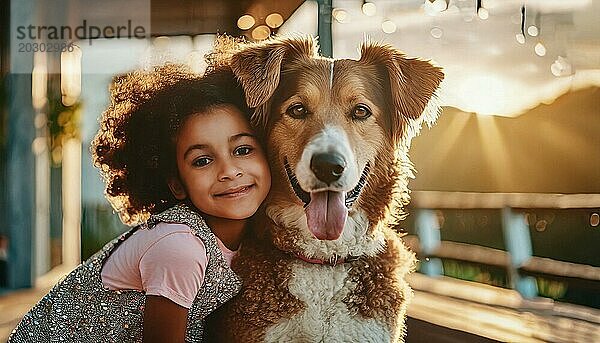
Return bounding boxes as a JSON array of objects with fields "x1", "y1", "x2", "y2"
[
  {"x1": 362, "y1": 2, "x2": 376, "y2": 16},
  {"x1": 332, "y1": 8, "x2": 349, "y2": 23},
  {"x1": 382, "y1": 20, "x2": 397, "y2": 34},
  {"x1": 252, "y1": 25, "x2": 271, "y2": 40},
  {"x1": 237, "y1": 14, "x2": 255, "y2": 30},
  {"x1": 534, "y1": 42, "x2": 546, "y2": 56},
  {"x1": 527, "y1": 25, "x2": 539, "y2": 37},
  {"x1": 266, "y1": 13, "x2": 284, "y2": 28}
]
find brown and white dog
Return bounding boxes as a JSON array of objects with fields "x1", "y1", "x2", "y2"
[{"x1": 207, "y1": 35, "x2": 443, "y2": 342}]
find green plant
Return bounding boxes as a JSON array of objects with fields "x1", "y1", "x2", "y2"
[
  {"x1": 441, "y1": 259, "x2": 508, "y2": 288},
  {"x1": 536, "y1": 277, "x2": 568, "y2": 300}
]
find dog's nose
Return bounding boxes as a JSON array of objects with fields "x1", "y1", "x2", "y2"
[{"x1": 310, "y1": 153, "x2": 346, "y2": 184}]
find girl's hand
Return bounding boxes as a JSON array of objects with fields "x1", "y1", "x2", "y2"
[{"x1": 143, "y1": 295, "x2": 189, "y2": 342}]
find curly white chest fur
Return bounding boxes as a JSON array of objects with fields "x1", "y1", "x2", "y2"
[{"x1": 263, "y1": 261, "x2": 391, "y2": 342}]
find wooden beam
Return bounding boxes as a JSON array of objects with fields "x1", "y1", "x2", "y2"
[
  {"x1": 410, "y1": 191, "x2": 600, "y2": 209},
  {"x1": 406, "y1": 238, "x2": 600, "y2": 284}
]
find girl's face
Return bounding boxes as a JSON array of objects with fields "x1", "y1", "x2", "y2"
[{"x1": 169, "y1": 104, "x2": 271, "y2": 220}]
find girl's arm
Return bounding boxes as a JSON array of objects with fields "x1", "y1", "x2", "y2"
[
  {"x1": 143, "y1": 295, "x2": 189, "y2": 343},
  {"x1": 136, "y1": 227, "x2": 208, "y2": 341}
]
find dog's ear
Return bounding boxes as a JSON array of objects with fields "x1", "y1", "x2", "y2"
[
  {"x1": 230, "y1": 35, "x2": 318, "y2": 125},
  {"x1": 359, "y1": 43, "x2": 444, "y2": 142}
]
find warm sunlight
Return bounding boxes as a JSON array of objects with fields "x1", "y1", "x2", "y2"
[{"x1": 451, "y1": 73, "x2": 524, "y2": 117}]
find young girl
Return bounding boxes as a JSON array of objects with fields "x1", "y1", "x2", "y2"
[{"x1": 8, "y1": 64, "x2": 271, "y2": 342}]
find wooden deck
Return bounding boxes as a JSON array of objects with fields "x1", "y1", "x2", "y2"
[
  {"x1": 0, "y1": 265, "x2": 72, "y2": 341},
  {"x1": 407, "y1": 273, "x2": 600, "y2": 343},
  {"x1": 1, "y1": 266, "x2": 598, "y2": 342}
]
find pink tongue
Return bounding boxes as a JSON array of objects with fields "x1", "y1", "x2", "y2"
[{"x1": 305, "y1": 191, "x2": 348, "y2": 240}]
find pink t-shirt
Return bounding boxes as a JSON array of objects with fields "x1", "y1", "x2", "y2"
[{"x1": 101, "y1": 222, "x2": 237, "y2": 308}]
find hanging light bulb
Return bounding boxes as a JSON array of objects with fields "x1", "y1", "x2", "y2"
[
  {"x1": 478, "y1": 8, "x2": 489, "y2": 19},
  {"x1": 527, "y1": 25, "x2": 539, "y2": 37},
  {"x1": 519, "y1": 5, "x2": 526, "y2": 40},
  {"x1": 332, "y1": 8, "x2": 349, "y2": 23},
  {"x1": 252, "y1": 25, "x2": 271, "y2": 40},
  {"x1": 381, "y1": 20, "x2": 397, "y2": 34},
  {"x1": 237, "y1": 15, "x2": 255, "y2": 30},
  {"x1": 534, "y1": 42, "x2": 546, "y2": 56},
  {"x1": 432, "y1": 0, "x2": 447, "y2": 12},
  {"x1": 362, "y1": 2, "x2": 376, "y2": 16},
  {"x1": 266, "y1": 13, "x2": 284, "y2": 28},
  {"x1": 424, "y1": 0, "x2": 447, "y2": 16}
]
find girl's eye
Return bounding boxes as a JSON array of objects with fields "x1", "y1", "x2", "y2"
[
  {"x1": 192, "y1": 157, "x2": 212, "y2": 167},
  {"x1": 234, "y1": 146, "x2": 253, "y2": 156},
  {"x1": 352, "y1": 104, "x2": 372, "y2": 120},
  {"x1": 286, "y1": 103, "x2": 308, "y2": 119}
]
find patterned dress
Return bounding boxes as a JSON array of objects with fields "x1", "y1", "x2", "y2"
[{"x1": 8, "y1": 204, "x2": 242, "y2": 342}]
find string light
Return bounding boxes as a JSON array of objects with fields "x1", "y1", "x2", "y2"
[
  {"x1": 424, "y1": 0, "x2": 447, "y2": 16},
  {"x1": 237, "y1": 15, "x2": 255, "y2": 30},
  {"x1": 517, "y1": 5, "x2": 526, "y2": 44},
  {"x1": 478, "y1": 8, "x2": 489, "y2": 20},
  {"x1": 476, "y1": 0, "x2": 488, "y2": 21},
  {"x1": 251, "y1": 25, "x2": 271, "y2": 40},
  {"x1": 362, "y1": 1, "x2": 376, "y2": 16},
  {"x1": 432, "y1": 0, "x2": 447, "y2": 12},
  {"x1": 534, "y1": 42, "x2": 546, "y2": 56},
  {"x1": 527, "y1": 25, "x2": 539, "y2": 37},
  {"x1": 381, "y1": 20, "x2": 397, "y2": 34},
  {"x1": 332, "y1": 8, "x2": 349, "y2": 23},
  {"x1": 266, "y1": 13, "x2": 284, "y2": 28}
]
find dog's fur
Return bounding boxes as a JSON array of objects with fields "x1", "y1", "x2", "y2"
[{"x1": 207, "y1": 35, "x2": 443, "y2": 342}]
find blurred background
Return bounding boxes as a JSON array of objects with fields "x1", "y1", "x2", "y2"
[{"x1": 0, "y1": 0, "x2": 599, "y2": 342}]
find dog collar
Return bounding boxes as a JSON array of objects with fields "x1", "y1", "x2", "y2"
[{"x1": 293, "y1": 252, "x2": 360, "y2": 267}]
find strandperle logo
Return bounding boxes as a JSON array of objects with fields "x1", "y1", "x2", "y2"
[
  {"x1": 10, "y1": 0, "x2": 151, "y2": 74},
  {"x1": 16, "y1": 20, "x2": 147, "y2": 46}
]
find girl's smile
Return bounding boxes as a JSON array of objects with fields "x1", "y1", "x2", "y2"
[{"x1": 213, "y1": 184, "x2": 255, "y2": 198}]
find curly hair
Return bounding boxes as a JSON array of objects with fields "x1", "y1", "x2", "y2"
[{"x1": 92, "y1": 64, "x2": 249, "y2": 225}]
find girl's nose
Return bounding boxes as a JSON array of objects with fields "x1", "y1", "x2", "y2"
[{"x1": 218, "y1": 159, "x2": 244, "y2": 181}]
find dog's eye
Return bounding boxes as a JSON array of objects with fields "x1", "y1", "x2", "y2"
[
  {"x1": 352, "y1": 104, "x2": 372, "y2": 120},
  {"x1": 286, "y1": 104, "x2": 308, "y2": 119}
]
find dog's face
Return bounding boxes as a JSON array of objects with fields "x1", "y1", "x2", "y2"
[{"x1": 230, "y1": 36, "x2": 443, "y2": 253}]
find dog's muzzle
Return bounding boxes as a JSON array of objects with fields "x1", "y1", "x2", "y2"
[
  {"x1": 284, "y1": 157, "x2": 370, "y2": 209},
  {"x1": 284, "y1": 157, "x2": 370, "y2": 240}
]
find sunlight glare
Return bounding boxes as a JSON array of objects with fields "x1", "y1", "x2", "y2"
[{"x1": 455, "y1": 74, "x2": 521, "y2": 116}]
